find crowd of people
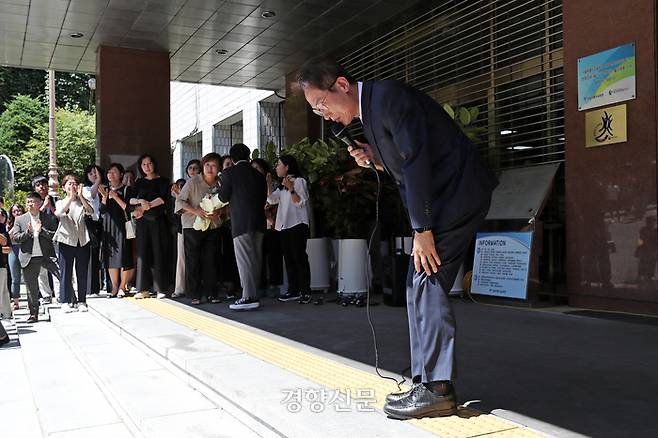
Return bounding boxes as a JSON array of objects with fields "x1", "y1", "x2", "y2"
[{"x1": 0, "y1": 142, "x2": 313, "y2": 337}]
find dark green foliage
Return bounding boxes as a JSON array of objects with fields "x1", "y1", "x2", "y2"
[
  {"x1": 13, "y1": 107, "x2": 95, "y2": 192},
  {"x1": 0, "y1": 67, "x2": 45, "y2": 109},
  {"x1": 0, "y1": 95, "x2": 48, "y2": 165},
  {"x1": 280, "y1": 138, "x2": 379, "y2": 238},
  {"x1": 0, "y1": 66, "x2": 95, "y2": 113}
]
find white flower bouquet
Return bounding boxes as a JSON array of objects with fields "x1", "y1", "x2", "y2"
[{"x1": 193, "y1": 194, "x2": 228, "y2": 231}]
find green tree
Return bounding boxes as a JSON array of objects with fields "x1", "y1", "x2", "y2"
[
  {"x1": 0, "y1": 95, "x2": 48, "y2": 165},
  {"x1": 0, "y1": 67, "x2": 45, "y2": 110},
  {"x1": 14, "y1": 107, "x2": 95, "y2": 192},
  {"x1": 52, "y1": 72, "x2": 95, "y2": 112},
  {"x1": 0, "y1": 66, "x2": 95, "y2": 115}
]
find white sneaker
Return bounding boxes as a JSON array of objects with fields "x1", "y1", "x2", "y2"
[
  {"x1": 156, "y1": 293, "x2": 167, "y2": 299},
  {"x1": 229, "y1": 297, "x2": 260, "y2": 310},
  {"x1": 134, "y1": 291, "x2": 151, "y2": 299},
  {"x1": 78, "y1": 303, "x2": 88, "y2": 312},
  {"x1": 62, "y1": 303, "x2": 75, "y2": 313}
]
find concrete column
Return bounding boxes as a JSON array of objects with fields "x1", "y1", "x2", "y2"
[
  {"x1": 564, "y1": 0, "x2": 658, "y2": 314},
  {"x1": 96, "y1": 46, "x2": 171, "y2": 178}
]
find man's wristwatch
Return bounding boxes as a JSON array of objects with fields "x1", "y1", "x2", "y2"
[{"x1": 413, "y1": 227, "x2": 432, "y2": 233}]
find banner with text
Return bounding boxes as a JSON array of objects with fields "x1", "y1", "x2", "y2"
[{"x1": 471, "y1": 232, "x2": 532, "y2": 299}]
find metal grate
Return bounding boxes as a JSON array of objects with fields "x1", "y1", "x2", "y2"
[
  {"x1": 213, "y1": 118, "x2": 244, "y2": 157},
  {"x1": 181, "y1": 133, "x2": 202, "y2": 178},
  {"x1": 259, "y1": 101, "x2": 286, "y2": 151},
  {"x1": 339, "y1": 0, "x2": 564, "y2": 172}
]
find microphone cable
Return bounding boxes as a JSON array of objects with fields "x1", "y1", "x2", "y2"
[
  {"x1": 364, "y1": 165, "x2": 406, "y2": 392},
  {"x1": 331, "y1": 121, "x2": 406, "y2": 391}
]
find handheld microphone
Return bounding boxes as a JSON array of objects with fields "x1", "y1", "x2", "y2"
[{"x1": 330, "y1": 122, "x2": 375, "y2": 170}]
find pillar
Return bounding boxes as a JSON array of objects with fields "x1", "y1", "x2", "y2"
[
  {"x1": 96, "y1": 46, "x2": 171, "y2": 178},
  {"x1": 564, "y1": 0, "x2": 658, "y2": 314}
]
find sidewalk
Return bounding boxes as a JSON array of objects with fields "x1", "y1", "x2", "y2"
[
  {"x1": 0, "y1": 302, "x2": 268, "y2": 438},
  {"x1": 1, "y1": 295, "x2": 549, "y2": 438}
]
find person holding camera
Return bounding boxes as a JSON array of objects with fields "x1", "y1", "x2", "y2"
[
  {"x1": 267, "y1": 155, "x2": 312, "y2": 304},
  {"x1": 54, "y1": 175, "x2": 95, "y2": 313},
  {"x1": 99, "y1": 163, "x2": 134, "y2": 298}
]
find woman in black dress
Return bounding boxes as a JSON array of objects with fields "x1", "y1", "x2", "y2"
[
  {"x1": 129, "y1": 154, "x2": 171, "y2": 299},
  {"x1": 99, "y1": 163, "x2": 134, "y2": 298}
]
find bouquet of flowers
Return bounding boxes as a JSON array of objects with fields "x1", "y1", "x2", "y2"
[{"x1": 193, "y1": 194, "x2": 228, "y2": 231}]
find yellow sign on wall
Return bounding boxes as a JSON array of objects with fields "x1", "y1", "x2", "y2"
[{"x1": 585, "y1": 104, "x2": 627, "y2": 148}]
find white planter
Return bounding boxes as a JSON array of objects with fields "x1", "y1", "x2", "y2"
[
  {"x1": 394, "y1": 236, "x2": 413, "y2": 255},
  {"x1": 306, "y1": 238, "x2": 330, "y2": 290},
  {"x1": 338, "y1": 239, "x2": 370, "y2": 294},
  {"x1": 330, "y1": 238, "x2": 339, "y2": 282}
]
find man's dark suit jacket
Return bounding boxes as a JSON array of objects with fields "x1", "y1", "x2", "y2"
[
  {"x1": 361, "y1": 80, "x2": 498, "y2": 290},
  {"x1": 361, "y1": 80, "x2": 498, "y2": 233},
  {"x1": 10, "y1": 211, "x2": 59, "y2": 269},
  {"x1": 218, "y1": 161, "x2": 267, "y2": 238}
]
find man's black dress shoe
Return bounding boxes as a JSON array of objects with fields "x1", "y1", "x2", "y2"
[
  {"x1": 385, "y1": 383, "x2": 422, "y2": 404},
  {"x1": 27, "y1": 314, "x2": 38, "y2": 323},
  {"x1": 384, "y1": 384, "x2": 457, "y2": 420}
]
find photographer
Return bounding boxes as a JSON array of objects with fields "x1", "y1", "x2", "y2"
[{"x1": 267, "y1": 155, "x2": 311, "y2": 304}]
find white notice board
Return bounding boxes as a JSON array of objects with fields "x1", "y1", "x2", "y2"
[{"x1": 471, "y1": 232, "x2": 533, "y2": 299}]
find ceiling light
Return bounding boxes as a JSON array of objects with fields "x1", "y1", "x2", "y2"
[
  {"x1": 69, "y1": 32, "x2": 84, "y2": 38},
  {"x1": 506, "y1": 146, "x2": 533, "y2": 150},
  {"x1": 261, "y1": 10, "x2": 276, "y2": 18},
  {"x1": 214, "y1": 48, "x2": 228, "y2": 55},
  {"x1": 500, "y1": 129, "x2": 517, "y2": 135}
]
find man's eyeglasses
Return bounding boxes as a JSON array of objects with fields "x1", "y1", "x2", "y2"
[{"x1": 311, "y1": 77, "x2": 338, "y2": 116}]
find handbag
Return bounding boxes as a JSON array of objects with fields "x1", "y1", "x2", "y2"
[
  {"x1": 121, "y1": 187, "x2": 136, "y2": 240},
  {"x1": 125, "y1": 215, "x2": 136, "y2": 240}
]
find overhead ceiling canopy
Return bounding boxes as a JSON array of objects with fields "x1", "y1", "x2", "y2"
[{"x1": 0, "y1": 0, "x2": 415, "y2": 90}]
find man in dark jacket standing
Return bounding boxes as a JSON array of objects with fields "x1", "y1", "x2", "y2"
[
  {"x1": 298, "y1": 58, "x2": 498, "y2": 420},
  {"x1": 10, "y1": 192, "x2": 60, "y2": 323},
  {"x1": 218, "y1": 143, "x2": 267, "y2": 310}
]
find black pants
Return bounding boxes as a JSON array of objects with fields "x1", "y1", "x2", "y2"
[
  {"x1": 183, "y1": 228, "x2": 220, "y2": 300},
  {"x1": 280, "y1": 224, "x2": 310, "y2": 295},
  {"x1": 58, "y1": 242, "x2": 91, "y2": 304},
  {"x1": 219, "y1": 225, "x2": 240, "y2": 288},
  {"x1": 260, "y1": 229, "x2": 283, "y2": 289},
  {"x1": 23, "y1": 256, "x2": 59, "y2": 316},
  {"x1": 136, "y1": 218, "x2": 168, "y2": 293},
  {"x1": 86, "y1": 219, "x2": 103, "y2": 295}
]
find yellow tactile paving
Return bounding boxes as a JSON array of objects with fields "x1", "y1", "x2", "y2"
[{"x1": 130, "y1": 298, "x2": 544, "y2": 438}]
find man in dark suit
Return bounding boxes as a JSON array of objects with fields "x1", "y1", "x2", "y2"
[
  {"x1": 218, "y1": 143, "x2": 267, "y2": 311},
  {"x1": 32, "y1": 175, "x2": 59, "y2": 304},
  {"x1": 298, "y1": 58, "x2": 498, "y2": 420},
  {"x1": 10, "y1": 192, "x2": 60, "y2": 323}
]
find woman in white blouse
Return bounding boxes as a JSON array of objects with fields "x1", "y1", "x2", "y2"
[
  {"x1": 54, "y1": 175, "x2": 94, "y2": 312},
  {"x1": 267, "y1": 155, "x2": 312, "y2": 304},
  {"x1": 83, "y1": 164, "x2": 104, "y2": 297}
]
